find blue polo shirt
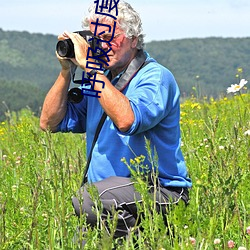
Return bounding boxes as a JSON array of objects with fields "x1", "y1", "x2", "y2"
[{"x1": 57, "y1": 53, "x2": 192, "y2": 188}]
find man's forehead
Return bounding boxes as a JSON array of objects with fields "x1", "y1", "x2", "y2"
[{"x1": 90, "y1": 20, "x2": 121, "y2": 33}]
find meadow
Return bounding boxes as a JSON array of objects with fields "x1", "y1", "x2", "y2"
[{"x1": 0, "y1": 90, "x2": 249, "y2": 249}]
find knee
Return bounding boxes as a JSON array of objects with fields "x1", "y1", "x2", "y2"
[
  {"x1": 72, "y1": 196, "x2": 82, "y2": 217},
  {"x1": 72, "y1": 188, "x2": 97, "y2": 225},
  {"x1": 72, "y1": 187, "x2": 93, "y2": 217}
]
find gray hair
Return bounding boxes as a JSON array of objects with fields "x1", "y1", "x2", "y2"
[{"x1": 82, "y1": 1, "x2": 145, "y2": 49}]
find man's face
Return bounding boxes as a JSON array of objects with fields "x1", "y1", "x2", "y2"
[{"x1": 90, "y1": 21, "x2": 137, "y2": 72}]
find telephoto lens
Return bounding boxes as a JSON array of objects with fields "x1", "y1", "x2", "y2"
[
  {"x1": 56, "y1": 39, "x2": 75, "y2": 58},
  {"x1": 68, "y1": 88, "x2": 83, "y2": 103}
]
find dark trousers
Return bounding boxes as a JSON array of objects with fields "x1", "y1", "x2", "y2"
[{"x1": 72, "y1": 176, "x2": 189, "y2": 238}]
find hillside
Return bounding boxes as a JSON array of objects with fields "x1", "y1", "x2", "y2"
[
  {"x1": 0, "y1": 28, "x2": 249, "y2": 120},
  {"x1": 0, "y1": 29, "x2": 60, "y2": 120},
  {"x1": 146, "y1": 37, "x2": 250, "y2": 97},
  {"x1": 0, "y1": 29, "x2": 60, "y2": 87}
]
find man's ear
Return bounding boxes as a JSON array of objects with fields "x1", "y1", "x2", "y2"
[{"x1": 131, "y1": 36, "x2": 138, "y2": 49}]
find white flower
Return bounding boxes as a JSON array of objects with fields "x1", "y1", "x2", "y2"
[
  {"x1": 12, "y1": 185, "x2": 18, "y2": 192},
  {"x1": 189, "y1": 237, "x2": 196, "y2": 245},
  {"x1": 238, "y1": 247, "x2": 246, "y2": 250},
  {"x1": 227, "y1": 79, "x2": 248, "y2": 93},
  {"x1": 214, "y1": 238, "x2": 221, "y2": 244},
  {"x1": 20, "y1": 207, "x2": 25, "y2": 214},
  {"x1": 244, "y1": 130, "x2": 250, "y2": 136}
]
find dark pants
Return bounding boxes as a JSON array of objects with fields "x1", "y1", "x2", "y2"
[{"x1": 72, "y1": 176, "x2": 189, "y2": 239}]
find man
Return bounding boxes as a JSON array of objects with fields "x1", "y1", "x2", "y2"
[{"x1": 40, "y1": 0, "x2": 192, "y2": 242}]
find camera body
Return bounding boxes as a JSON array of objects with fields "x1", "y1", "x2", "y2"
[{"x1": 56, "y1": 30, "x2": 101, "y2": 58}]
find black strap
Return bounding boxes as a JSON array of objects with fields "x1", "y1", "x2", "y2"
[
  {"x1": 81, "y1": 112, "x2": 107, "y2": 185},
  {"x1": 81, "y1": 50, "x2": 150, "y2": 185},
  {"x1": 115, "y1": 49, "x2": 147, "y2": 91}
]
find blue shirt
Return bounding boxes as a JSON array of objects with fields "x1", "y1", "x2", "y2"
[{"x1": 58, "y1": 53, "x2": 192, "y2": 188}]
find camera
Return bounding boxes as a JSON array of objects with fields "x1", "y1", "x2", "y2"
[{"x1": 56, "y1": 30, "x2": 102, "y2": 58}]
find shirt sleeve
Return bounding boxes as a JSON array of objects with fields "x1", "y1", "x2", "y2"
[
  {"x1": 119, "y1": 63, "x2": 180, "y2": 135},
  {"x1": 56, "y1": 97, "x2": 87, "y2": 133}
]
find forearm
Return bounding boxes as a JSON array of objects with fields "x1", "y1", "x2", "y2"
[
  {"x1": 40, "y1": 70, "x2": 71, "y2": 132},
  {"x1": 93, "y1": 74, "x2": 135, "y2": 132}
]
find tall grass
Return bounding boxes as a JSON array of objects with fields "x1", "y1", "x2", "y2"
[{"x1": 0, "y1": 93, "x2": 249, "y2": 249}]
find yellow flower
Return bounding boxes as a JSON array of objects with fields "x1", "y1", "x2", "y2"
[
  {"x1": 135, "y1": 157, "x2": 141, "y2": 164},
  {"x1": 130, "y1": 159, "x2": 135, "y2": 165},
  {"x1": 191, "y1": 103, "x2": 201, "y2": 110},
  {"x1": 237, "y1": 67, "x2": 243, "y2": 73}
]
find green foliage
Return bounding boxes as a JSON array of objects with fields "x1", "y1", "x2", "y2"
[
  {"x1": 180, "y1": 94, "x2": 250, "y2": 249},
  {"x1": 0, "y1": 93, "x2": 249, "y2": 249},
  {"x1": 0, "y1": 79, "x2": 46, "y2": 121},
  {"x1": 0, "y1": 109, "x2": 85, "y2": 249},
  {"x1": 0, "y1": 29, "x2": 61, "y2": 121}
]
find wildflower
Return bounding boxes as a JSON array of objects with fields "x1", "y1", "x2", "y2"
[
  {"x1": 237, "y1": 68, "x2": 243, "y2": 73},
  {"x1": 189, "y1": 237, "x2": 196, "y2": 246},
  {"x1": 244, "y1": 130, "x2": 250, "y2": 136},
  {"x1": 196, "y1": 180, "x2": 202, "y2": 185},
  {"x1": 227, "y1": 79, "x2": 248, "y2": 93},
  {"x1": 135, "y1": 157, "x2": 141, "y2": 164},
  {"x1": 191, "y1": 103, "x2": 201, "y2": 109},
  {"x1": 228, "y1": 240, "x2": 235, "y2": 248},
  {"x1": 42, "y1": 213, "x2": 48, "y2": 221},
  {"x1": 121, "y1": 157, "x2": 126, "y2": 163},
  {"x1": 214, "y1": 238, "x2": 221, "y2": 244},
  {"x1": 238, "y1": 247, "x2": 246, "y2": 250},
  {"x1": 246, "y1": 226, "x2": 250, "y2": 235},
  {"x1": 12, "y1": 185, "x2": 18, "y2": 192},
  {"x1": 130, "y1": 159, "x2": 135, "y2": 165},
  {"x1": 20, "y1": 207, "x2": 25, "y2": 214},
  {"x1": 219, "y1": 145, "x2": 225, "y2": 150}
]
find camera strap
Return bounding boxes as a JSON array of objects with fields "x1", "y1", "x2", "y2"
[{"x1": 81, "y1": 50, "x2": 150, "y2": 186}]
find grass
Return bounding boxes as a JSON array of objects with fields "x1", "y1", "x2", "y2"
[{"x1": 0, "y1": 93, "x2": 249, "y2": 249}]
